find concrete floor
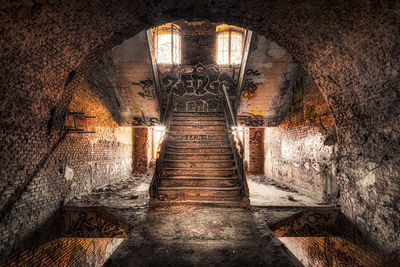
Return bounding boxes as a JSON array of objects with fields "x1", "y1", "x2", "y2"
[{"x1": 65, "y1": 174, "x2": 331, "y2": 266}]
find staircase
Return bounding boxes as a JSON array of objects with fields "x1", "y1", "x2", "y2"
[{"x1": 150, "y1": 110, "x2": 249, "y2": 207}]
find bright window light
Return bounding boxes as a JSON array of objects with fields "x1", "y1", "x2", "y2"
[
  {"x1": 152, "y1": 126, "x2": 166, "y2": 159},
  {"x1": 152, "y1": 23, "x2": 181, "y2": 64},
  {"x1": 217, "y1": 24, "x2": 245, "y2": 65}
]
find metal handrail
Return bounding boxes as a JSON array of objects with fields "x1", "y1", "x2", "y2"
[
  {"x1": 219, "y1": 85, "x2": 249, "y2": 198},
  {"x1": 149, "y1": 93, "x2": 174, "y2": 198}
]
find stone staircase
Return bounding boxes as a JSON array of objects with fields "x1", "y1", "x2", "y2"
[{"x1": 150, "y1": 110, "x2": 249, "y2": 207}]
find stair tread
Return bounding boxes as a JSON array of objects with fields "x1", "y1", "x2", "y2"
[
  {"x1": 173, "y1": 111, "x2": 223, "y2": 113},
  {"x1": 163, "y1": 167, "x2": 236, "y2": 171},
  {"x1": 168, "y1": 140, "x2": 229, "y2": 142},
  {"x1": 158, "y1": 186, "x2": 241, "y2": 190},
  {"x1": 160, "y1": 176, "x2": 237, "y2": 180},
  {"x1": 163, "y1": 159, "x2": 234, "y2": 163},
  {"x1": 165, "y1": 152, "x2": 232, "y2": 155},
  {"x1": 167, "y1": 145, "x2": 231, "y2": 149},
  {"x1": 169, "y1": 129, "x2": 226, "y2": 132},
  {"x1": 172, "y1": 118, "x2": 224, "y2": 121}
]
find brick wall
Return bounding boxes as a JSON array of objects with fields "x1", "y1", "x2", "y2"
[
  {"x1": 264, "y1": 69, "x2": 336, "y2": 202},
  {"x1": 132, "y1": 127, "x2": 149, "y2": 173},
  {"x1": 0, "y1": 82, "x2": 132, "y2": 257},
  {"x1": 248, "y1": 128, "x2": 264, "y2": 174}
]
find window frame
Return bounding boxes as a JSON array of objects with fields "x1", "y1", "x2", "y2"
[
  {"x1": 216, "y1": 25, "x2": 245, "y2": 65},
  {"x1": 152, "y1": 23, "x2": 181, "y2": 65}
]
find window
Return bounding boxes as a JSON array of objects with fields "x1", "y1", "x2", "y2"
[
  {"x1": 152, "y1": 23, "x2": 181, "y2": 64},
  {"x1": 217, "y1": 24, "x2": 245, "y2": 65}
]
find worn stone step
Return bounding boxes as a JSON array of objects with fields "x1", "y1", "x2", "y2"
[
  {"x1": 172, "y1": 120, "x2": 225, "y2": 125},
  {"x1": 166, "y1": 146, "x2": 232, "y2": 154},
  {"x1": 172, "y1": 115, "x2": 224, "y2": 121},
  {"x1": 170, "y1": 121, "x2": 226, "y2": 127},
  {"x1": 158, "y1": 186, "x2": 241, "y2": 199},
  {"x1": 168, "y1": 140, "x2": 230, "y2": 146},
  {"x1": 173, "y1": 111, "x2": 224, "y2": 117},
  {"x1": 164, "y1": 152, "x2": 233, "y2": 160},
  {"x1": 168, "y1": 134, "x2": 227, "y2": 142},
  {"x1": 170, "y1": 125, "x2": 226, "y2": 131},
  {"x1": 162, "y1": 167, "x2": 236, "y2": 177},
  {"x1": 150, "y1": 196, "x2": 249, "y2": 208},
  {"x1": 159, "y1": 177, "x2": 238, "y2": 187},
  {"x1": 163, "y1": 159, "x2": 235, "y2": 168}
]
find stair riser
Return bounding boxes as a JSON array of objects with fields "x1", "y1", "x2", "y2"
[
  {"x1": 162, "y1": 169, "x2": 235, "y2": 177},
  {"x1": 166, "y1": 147, "x2": 232, "y2": 154},
  {"x1": 170, "y1": 125, "x2": 226, "y2": 131},
  {"x1": 168, "y1": 135, "x2": 227, "y2": 141},
  {"x1": 173, "y1": 112, "x2": 223, "y2": 117},
  {"x1": 159, "y1": 179, "x2": 238, "y2": 187},
  {"x1": 168, "y1": 141, "x2": 230, "y2": 147},
  {"x1": 164, "y1": 161, "x2": 234, "y2": 168},
  {"x1": 172, "y1": 116, "x2": 224, "y2": 121},
  {"x1": 171, "y1": 120, "x2": 225, "y2": 126},
  {"x1": 158, "y1": 189, "x2": 241, "y2": 199},
  {"x1": 165, "y1": 154, "x2": 233, "y2": 160}
]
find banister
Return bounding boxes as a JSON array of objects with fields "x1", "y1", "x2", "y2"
[
  {"x1": 149, "y1": 92, "x2": 174, "y2": 198},
  {"x1": 219, "y1": 86, "x2": 249, "y2": 199}
]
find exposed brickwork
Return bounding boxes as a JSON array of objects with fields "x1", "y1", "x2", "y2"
[
  {"x1": 248, "y1": 128, "x2": 264, "y2": 175},
  {"x1": 264, "y1": 69, "x2": 336, "y2": 202},
  {"x1": 1, "y1": 0, "x2": 399, "y2": 254},
  {"x1": 0, "y1": 83, "x2": 132, "y2": 257},
  {"x1": 132, "y1": 127, "x2": 149, "y2": 173},
  {"x1": 5, "y1": 237, "x2": 123, "y2": 266}
]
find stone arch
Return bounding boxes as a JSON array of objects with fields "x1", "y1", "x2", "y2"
[{"x1": 1, "y1": 0, "x2": 399, "y2": 252}]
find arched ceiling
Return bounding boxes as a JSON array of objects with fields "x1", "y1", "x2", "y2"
[{"x1": 1, "y1": 0, "x2": 399, "y2": 252}]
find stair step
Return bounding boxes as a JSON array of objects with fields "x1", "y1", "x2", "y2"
[
  {"x1": 170, "y1": 125, "x2": 226, "y2": 131},
  {"x1": 162, "y1": 168, "x2": 235, "y2": 177},
  {"x1": 159, "y1": 178, "x2": 238, "y2": 187},
  {"x1": 150, "y1": 196, "x2": 249, "y2": 208},
  {"x1": 171, "y1": 120, "x2": 225, "y2": 126},
  {"x1": 166, "y1": 147, "x2": 232, "y2": 154},
  {"x1": 173, "y1": 116, "x2": 224, "y2": 121},
  {"x1": 159, "y1": 175, "x2": 237, "y2": 180},
  {"x1": 163, "y1": 159, "x2": 235, "y2": 168},
  {"x1": 165, "y1": 153, "x2": 233, "y2": 160},
  {"x1": 158, "y1": 186, "x2": 241, "y2": 198},
  {"x1": 168, "y1": 135, "x2": 227, "y2": 142},
  {"x1": 173, "y1": 111, "x2": 223, "y2": 117},
  {"x1": 167, "y1": 141, "x2": 230, "y2": 148}
]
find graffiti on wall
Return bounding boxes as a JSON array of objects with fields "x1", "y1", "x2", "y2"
[
  {"x1": 289, "y1": 79, "x2": 304, "y2": 122},
  {"x1": 271, "y1": 210, "x2": 395, "y2": 266},
  {"x1": 288, "y1": 78, "x2": 334, "y2": 133},
  {"x1": 62, "y1": 208, "x2": 128, "y2": 238},
  {"x1": 132, "y1": 111, "x2": 160, "y2": 126},
  {"x1": 237, "y1": 112, "x2": 265, "y2": 127},
  {"x1": 241, "y1": 68, "x2": 263, "y2": 99},
  {"x1": 133, "y1": 78, "x2": 155, "y2": 99},
  {"x1": 161, "y1": 72, "x2": 235, "y2": 96},
  {"x1": 160, "y1": 64, "x2": 236, "y2": 112}
]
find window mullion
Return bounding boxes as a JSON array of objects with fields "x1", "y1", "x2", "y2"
[
  {"x1": 228, "y1": 30, "x2": 231, "y2": 65},
  {"x1": 171, "y1": 24, "x2": 173, "y2": 63}
]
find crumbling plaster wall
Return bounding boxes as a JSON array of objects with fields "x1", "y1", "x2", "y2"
[
  {"x1": 1, "y1": 0, "x2": 399, "y2": 254},
  {"x1": 264, "y1": 70, "x2": 337, "y2": 202}
]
